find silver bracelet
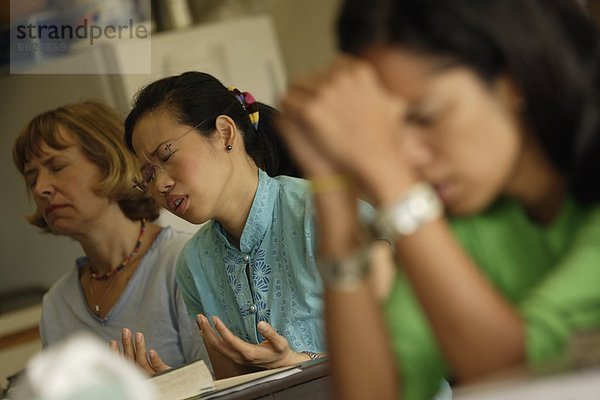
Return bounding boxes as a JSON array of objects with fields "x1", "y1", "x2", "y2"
[
  {"x1": 318, "y1": 244, "x2": 371, "y2": 292},
  {"x1": 373, "y1": 182, "x2": 442, "y2": 240}
]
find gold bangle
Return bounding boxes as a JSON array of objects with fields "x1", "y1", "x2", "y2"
[{"x1": 309, "y1": 174, "x2": 351, "y2": 194}]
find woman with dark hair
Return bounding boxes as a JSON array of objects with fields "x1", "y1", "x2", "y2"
[
  {"x1": 124, "y1": 72, "x2": 325, "y2": 378},
  {"x1": 279, "y1": 0, "x2": 600, "y2": 398},
  {"x1": 12, "y1": 100, "x2": 209, "y2": 374}
]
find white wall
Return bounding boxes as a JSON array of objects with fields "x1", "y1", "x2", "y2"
[{"x1": 269, "y1": 0, "x2": 341, "y2": 80}]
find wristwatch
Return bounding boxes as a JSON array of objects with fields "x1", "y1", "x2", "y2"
[
  {"x1": 373, "y1": 182, "x2": 442, "y2": 240},
  {"x1": 301, "y1": 351, "x2": 321, "y2": 360}
]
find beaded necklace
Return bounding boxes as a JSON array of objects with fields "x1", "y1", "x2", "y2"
[{"x1": 89, "y1": 219, "x2": 146, "y2": 280}]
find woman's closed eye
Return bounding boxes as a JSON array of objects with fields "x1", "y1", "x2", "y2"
[
  {"x1": 26, "y1": 164, "x2": 67, "y2": 188},
  {"x1": 159, "y1": 144, "x2": 175, "y2": 163},
  {"x1": 50, "y1": 164, "x2": 67, "y2": 172},
  {"x1": 404, "y1": 97, "x2": 447, "y2": 128},
  {"x1": 405, "y1": 109, "x2": 439, "y2": 127}
]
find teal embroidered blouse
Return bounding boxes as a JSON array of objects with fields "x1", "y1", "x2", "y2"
[{"x1": 176, "y1": 169, "x2": 325, "y2": 352}]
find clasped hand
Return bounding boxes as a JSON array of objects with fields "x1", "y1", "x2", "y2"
[{"x1": 279, "y1": 55, "x2": 418, "y2": 206}]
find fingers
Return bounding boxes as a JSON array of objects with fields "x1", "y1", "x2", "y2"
[
  {"x1": 280, "y1": 74, "x2": 353, "y2": 166},
  {"x1": 281, "y1": 55, "x2": 414, "y2": 202},
  {"x1": 109, "y1": 339, "x2": 121, "y2": 357},
  {"x1": 280, "y1": 81, "x2": 329, "y2": 133},
  {"x1": 257, "y1": 321, "x2": 289, "y2": 353},
  {"x1": 121, "y1": 328, "x2": 135, "y2": 361},
  {"x1": 134, "y1": 332, "x2": 149, "y2": 369},
  {"x1": 281, "y1": 56, "x2": 404, "y2": 143},
  {"x1": 198, "y1": 314, "x2": 276, "y2": 366},
  {"x1": 148, "y1": 349, "x2": 171, "y2": 373},
  {"x1": 196, "y1": 314, "x2": 215, "y2": 343},
  {"x1": 212, "y1": 316, "x2": 254, "y2": 353},
  {"x1": 196, "y1": 314, "x2": 239, "y2": 360},
  {"x1": 118, "y1": 328, "x2": 167, "y2": 375},
  {"x1": 214, "y1": 316, "x2": 288, "y2": 366},
  {"x1": 196, "y1": 314, "x2": 299, "y2": 369},
  {"x1": 276, "y1": 117, "x2": 337, "y2": 178}
]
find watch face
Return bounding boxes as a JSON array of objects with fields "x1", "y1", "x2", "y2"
[
  {"x1": 378, "y1": 183, "x2": 443, "y2": 238},
  {"x1": 392, "y1": 206, "x2": 419, "y2": 235}
]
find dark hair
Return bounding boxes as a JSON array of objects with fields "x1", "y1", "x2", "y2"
[
  {"x1": 338, "y1": 0, "x2": 600, "y2": 204},
  {"x1": 12, "y1": 100, "x2": 160, "y2": 232},
  {"x1": 124, "y1": 71, "x2": 300, "y2": 178}
]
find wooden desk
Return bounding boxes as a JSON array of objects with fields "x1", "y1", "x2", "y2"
[{"x1": 203, "y1": 358, "x2": 331, "y2": 400}]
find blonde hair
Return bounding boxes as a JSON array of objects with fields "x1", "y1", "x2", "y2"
[{"x1": 12, "y1": 100, "x2": 160, "y2": 231}]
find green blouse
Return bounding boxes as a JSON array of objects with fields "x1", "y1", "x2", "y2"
[{"x1": 385, "y1": 196, "x2": 600, "y2": 400}]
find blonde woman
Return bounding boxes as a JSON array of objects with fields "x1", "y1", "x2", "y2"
[{"x1": 13, "y1": 101, "x2": 209, "y2": 373}]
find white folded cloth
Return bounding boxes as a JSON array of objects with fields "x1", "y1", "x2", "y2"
[{"x1": 10, "y1": 333, "x2": 156, "y2": 400}]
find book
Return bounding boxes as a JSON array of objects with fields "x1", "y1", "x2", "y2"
[
  {"x1": 149, "y1": 360, "x2": 302, "y2": 400},
  {"x1": 151, "y1": 359, "x2": 215, "y2": 400}
]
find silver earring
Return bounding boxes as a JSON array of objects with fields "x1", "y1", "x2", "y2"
[{"x1": 226, "y1": 145, "x2": 233, "y2": 152}]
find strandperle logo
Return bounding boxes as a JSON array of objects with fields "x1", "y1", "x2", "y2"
[
  {"x1": 10, "y1": 0, "x2": 151, "y2": 74},
  {"x1": 15, "y1": 18, "x2": 149, "y2": 45}
]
